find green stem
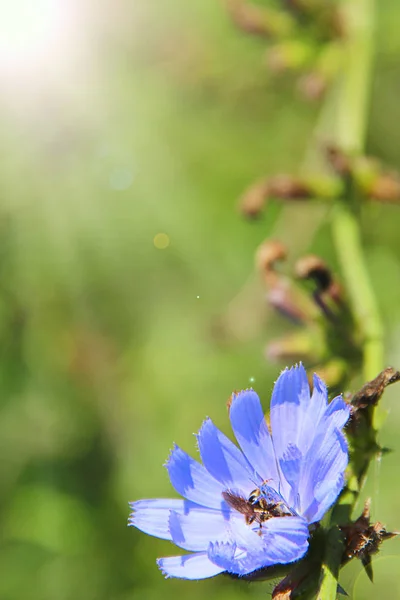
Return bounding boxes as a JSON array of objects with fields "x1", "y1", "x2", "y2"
[
  {"x1": 319, "y1": 0, "x2": 381, "y2": 598},
  {"x1": 330, "y1": 0, "x2": 383, "y2": 382},
  {"x1": 331, "y1": 204, "x2": 384, "y2": 380},
  {"x1": 317, "y1": 527, "x2": 344, "y2": 600},
  {"x1": 331, "y1": 0, "x2": 383, "y2": 383}
]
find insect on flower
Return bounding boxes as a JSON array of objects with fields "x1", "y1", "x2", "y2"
[
  {"x1": 129, "y1": 364, "x2": 350, "y2": 579},
  {"x1": 222, "y1": 485, "x2": 294, "y2": 530}
]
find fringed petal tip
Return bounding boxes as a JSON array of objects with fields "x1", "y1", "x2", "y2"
[
  {"x1": 157, "y1": 557, "x2": 171, "y2": 579},
  {"x1": 312, "y1": 372, "x2": 328, "y2": 397},
  {"x1": 163, "y1": 442, "x2": 179, "y2": 468},
  {"x1": 157, "y1": 553, "x2": 225, "y2": 580}
]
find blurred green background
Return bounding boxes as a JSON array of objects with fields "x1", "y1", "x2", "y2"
[{"x1": 0, "y1": 1, "x2": 400, "y2": 599}]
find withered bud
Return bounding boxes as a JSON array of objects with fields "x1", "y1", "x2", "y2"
[
  {"x1": 297, "y1": 71, "x2": 327, "y2": 102},
  {"x1": 328, "y1": 7, "x2": 347, "y2": 39},
  {"x1": 225, "y1": 0, "x2": 284, "y2": 38},
  {"x1": 295, "y1": 255, "x2": 343, "y2": 321},
  {"x1": 256, "y1": 240, "x2": 310, "y2": 323},
  {"x1": 351, "y1": 367, "x2": 400, "y2": 411},
  {"x1": 239, "y1": 178, "x2": 269, "y2": 218},
  {"x1": 267, "y1": 174, "x2": 314, "y2": 200},
  {"x1": 256, "y1": 239, "x2": 287, "y2": 274},
  {"x1": 324, "y1": 144, "x2": 352, "y2": 177},
  {"x1": 268, "y1": 285, "x2": 309, "y2": 323},
  {"x1": 265, "y1": 40, "x2": 314, "y2": 74},
  {"x1": 272, "y1": 570, "x2": 306, "y2": 600},
  {"x1": 266, "y1": 46, "x2": 291, "y2": 74},
  {"x1": 295, "y1": 255, "x2": 333, "y2": 292},
  {"x1": 340, "y1": 499, "x2": 398, "y2": 578},
  {"x1": 368, "y1": 172, "x2": 400, "y2": 203}
]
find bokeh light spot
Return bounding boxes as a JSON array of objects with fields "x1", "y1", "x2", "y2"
[
  {"x1": 153, "y1": 233, "x2": 170, "y2": 249},
  {"x1": 109, "y1": 167, "x2": 134, "y2": 191}
]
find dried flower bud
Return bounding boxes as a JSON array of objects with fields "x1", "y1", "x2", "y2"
[
  {"x1": 351, "y1": 367, "x2": 400, "y2": 411},
  {"x1": 239, "y1": 178, "x2": 269, "y2": 218},
  {"x1": 340, "y1": 500, "x2": 398, "y2": 580}
]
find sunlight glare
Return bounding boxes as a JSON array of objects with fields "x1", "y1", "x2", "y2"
[{"x1": 0, "y1": 0, "x2": 75, "y2": 80}]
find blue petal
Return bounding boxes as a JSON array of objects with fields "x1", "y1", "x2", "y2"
[
  {"x1": 128, "y1": 498, "x2": 183, "y2": 540},
  {"x1": 209, "y1": 516, "x2": 309, "y2": 575},
  {"x1": 165, "y1": 444, "x2": 225, "y2": 509},
  {"x1": 157, "y1": 553, "x2": 225, "y2": 579},
  {"x1": 229, "y1": 390, "x2": 280, "y2": 485},
  {"x1": 324, "y1": 395, "x2": 350, "y2": 430},
  {"x1": 300, "y1": 425, "x2": 348, "y2": 523},
  {"x1": 270, "y1": 365, "x2": 313, "y2": 497},
  {"x1": 169, "y1": 506, "x2": 230, "y2": 551},
  {"x1": 196, "y1": 418, "x2": 255, "y2": 492},
  {"x1": 309, "y1": 374, "x2": 329, "y2": 424},
  {"x1": 279, "y1": 444, "x2": 302, "y2": 510},
  {"x1": 310, "y1": 472, "x2": 345, "y2": 523}
]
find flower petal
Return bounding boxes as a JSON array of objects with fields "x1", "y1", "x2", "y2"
[
  {"x1": 128, "y1": 498, "x2": 183, "y2": 540},
  {"x1": 300, "y1": 425, "x2": 348, "y2": 523},
  {"x1": 196, "y1": 418, "x2": 255, "y2": 492},
  {"x1": 324, "y1": 395, "x2": 350, "y2": 430},
  {"x1": 270, "y1": 365, "x2": 316, "y2": 451},
  {"x1": 229, "y1": 390, "x2": 280, "y2": 484},
  {"x1": 169, "y1": 506, "x2": 231, "y2": 551},
  {"x1": 270, "y1": 365, "x2": 313, "y2": 498},
  {"x1": 209, "y1": 516, "x2": 309, "y2": 575},
  {"x1": 165, "y1": 444, "x2": 225, "y2": 509},
  {"x1": 157, "y1": 553, "x2": 225, "y2": 579},
  {"x1": 308, "y1": 374, "x2": 329, "y2": 423}
]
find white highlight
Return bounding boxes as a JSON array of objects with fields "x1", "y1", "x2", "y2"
[{"x1": 0, "y1": 0, "x2": 74, "y2": 80}]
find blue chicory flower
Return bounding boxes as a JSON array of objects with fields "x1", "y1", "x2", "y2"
[{"x1": 129, "y1": 364, "x2": 350, "y2": 579}]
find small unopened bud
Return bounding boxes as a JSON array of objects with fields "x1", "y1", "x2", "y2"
[
  {"x1": 297, "y1": 71, "x2": 327, "y2": 101},
  {"x1": 295, "y1": 254, "x2": 344, "y2": 321},
  {"x1": 225, "y1": 0, "x2": 293, "y2": 39},
  {"x1": 266, "y1": 40, "x2": 314, "y2": 74},
  {"x1": 267, "y1": 174, "x2": 314, "y2": 199},
  {"x1": 256, "y1": 240, "x2": 312, "y2": 323},
  {"x1": 324, "y1": 144, "x2": 352, "y2": 177},
  {"x1": 295, "y1": 255, "x2": 333, "y2": 292},
  {"x1": 256, "y1": 239, "x2": 287, "y2": 274},
  {"x1": 368, "y1": 172, "x2": 400, "y2": 203},
  {"x1": 268, "y1": 285, "x2": 310, "y2": 323},
  {"x1": 239, "y1": 178, "x2": 269, "y2": 218}
]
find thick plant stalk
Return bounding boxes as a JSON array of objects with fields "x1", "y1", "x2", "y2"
[{"x1": 318, "y1": 0, "x2": 380, "y2": 598}]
